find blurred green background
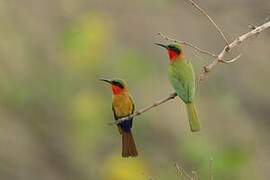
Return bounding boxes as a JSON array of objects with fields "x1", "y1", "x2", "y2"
[{"x1": 0, "y1": 0, "x2": 270, "y2": 179}]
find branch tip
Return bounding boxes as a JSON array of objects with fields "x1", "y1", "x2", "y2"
[{"x1": 220, "y1": 54, "x2": 242, "y2": 64}]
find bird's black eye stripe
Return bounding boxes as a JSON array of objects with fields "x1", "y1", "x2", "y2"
[
  {"x1": 169, "y1": 46, "x2": 181, "y2": 54},
  {"x1": 112, "y1": 81, "x2": 124, "y2": 89}
]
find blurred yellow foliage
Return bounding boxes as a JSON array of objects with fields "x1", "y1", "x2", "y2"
[
  {"x1": 70, "y1": 90, "x2": 107, "y2": 151},
  {"x1": 103, "y1": 156, "x2": 148, "y2": 180},
  {"x1": 72, "y1": 91, "x2": 104, "y2": 122},
  {"x1": 64, "y1": 12, "x2": 113, "y2": 74}
]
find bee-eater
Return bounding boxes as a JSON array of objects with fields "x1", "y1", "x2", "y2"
[
  {"x1": 100, "y1": 78, "x2": 138, "y2": 157},
  {"x1": 155, "y1": 43, "x2": 200, "y2": 132}
]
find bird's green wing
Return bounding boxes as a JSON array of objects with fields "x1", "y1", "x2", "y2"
[
  {"x1": 168, "y1": 61, "x2": 195, "y2": 103},
  {"x1": 169, "y1": 74, "x2": 188, "y2": 102},
  {"x1": 129, "y1": 95, "x2": 135, "y2": 114},
  {"x1": 112, "y1": 95, "x2": 135, "y2": 132},
  {"x1": 112, "y1": 105, "x2": 123, "y2": 134},
  {"x1": 112, "y1": 105, "x2": 118, "y2": 120},
  {"x1": 129, "y1": 95, "x2": 135, "y2": 127}
]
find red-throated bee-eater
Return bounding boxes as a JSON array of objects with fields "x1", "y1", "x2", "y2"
[
  {"x1": 100, "y1": 78, "x2": 138, "y2": 157},
  {"x1": 155, "y1": 43, "x2": 200, "y2": 132}
]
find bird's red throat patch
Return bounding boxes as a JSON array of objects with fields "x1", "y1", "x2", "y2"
[
  {"x1": 168, "y1": 50, "x2": 179, "y2": 63},
  {"x1": 112, "y1": 85, "x2": 123, "y2": 95}
]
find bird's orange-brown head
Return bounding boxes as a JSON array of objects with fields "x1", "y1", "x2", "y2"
[{"x1": 99, "y1": 78, "x2": 127, "y2": 95}]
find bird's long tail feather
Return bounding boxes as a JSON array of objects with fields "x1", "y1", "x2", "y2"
[
  {"x1": 186, "y1": 102, "x2": 200, "y2": 132},
  {"x1": 122, "y1": 131, "x2": 138, "y2": 157}
]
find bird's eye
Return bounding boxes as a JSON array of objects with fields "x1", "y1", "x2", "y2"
[
  {"x1": 170, "y1": 47, "x2": 181, "y2": 54},
  {"x1": 113, "y1": 82, "x2": 124, "y2": 89}
]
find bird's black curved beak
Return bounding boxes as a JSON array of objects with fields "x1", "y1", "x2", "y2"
[
  {"x1": 99, "y1": 78, "x2": 112, "y2": 84},
  {"x1": 154, "y1": 43, "x2": 168, "y2": 49}
]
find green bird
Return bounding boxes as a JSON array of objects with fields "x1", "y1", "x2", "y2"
[
  {"x1": 100, "y1": 78, "x2": 138, "y2": 157},
  {"x1": 155, "y1": 43, "x2": 200, "y2": 132}
]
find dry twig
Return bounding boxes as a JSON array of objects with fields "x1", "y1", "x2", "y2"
[
  {"x1": 209, "y1": 158, "x2": 213, "y2": 180},
  {"x1": 158, "y1": 32, "x2": 217, "y2": 58},
  {"x1": 174, "y1": 158, "x2": 214, "y2": 180},
  {"x1": 184, "y1": 0, "x2": 230, "y2": 46},
  {"x1": 200, "y1": 20, "x2": 270, "y2": 81},
  {"x1": 192, "y1": 171, "x2": 198, "y2": 180},
  {"x1": 108, "y1": 92, "x2": 177, "y2": 125},
  {"x1": 175, "y1": 162, "x2": 194, "y2": 180},
  {"x1": 158, "y1": 0, "x2": 270, "y2": 82}
]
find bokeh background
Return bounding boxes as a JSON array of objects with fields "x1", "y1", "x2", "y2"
[{"x1": 0, "y1": 0, "x2": 270, "y2": 179}]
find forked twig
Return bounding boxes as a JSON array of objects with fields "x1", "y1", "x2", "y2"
[
  {"x1": 158, "y1": 1, "x2": 270, "y2": 82},
  {"x1": 200, "y1": 20, "x2": 270, "y2": 81}
]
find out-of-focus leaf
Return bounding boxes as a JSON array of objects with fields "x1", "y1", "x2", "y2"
[
  {"x1": 63, "y1": 12, "x2": 113, "y2": 75},
  {"x1": 102, "y1": 156, "x2": 148, "y2": 180},
  {"x1": 214, "y1": 145, "x2": 249, "y2": 179},
  {"x1": 69, "y1": 90, "x2": 108, "y2": 152},
  {"x1": 104, "y1": 48, "x2": 154, "y2": 83}
]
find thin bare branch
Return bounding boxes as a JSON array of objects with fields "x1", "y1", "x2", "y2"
[
  {"x1": 219, "y1": 54, "x2": 241, "y2": 64},
  {"x1": 200, "y1": 20, "x2": 270, "y2": 81},
  {"x1": 108, "y1": 92, "x2": 177, "y2": 125},
  {"x1": 191, "y1": 171, "x2": 198, "y2": 180},
  {"x1": 173, "y1": 158, "x2": 214, "y2": 179},
  {"x1": 175, "y1": 163, "x2": 186, "y2": 179},
  {"x1": 184, "y1": 0, "x2": 230, "y2": 46},
  {"x1": 209, "y1": 158, "x2": 213, "y2": 180},
  {"x1": 158, "y1": 32, "x2": 218, "y2": 58},
  {"x1": 175, "y1": 163, "x2": 194, "y2": 180}
]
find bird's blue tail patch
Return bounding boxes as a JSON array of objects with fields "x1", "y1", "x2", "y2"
[{"x1": 119, "y1": 119, "x2": 132, "y2": 132}]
